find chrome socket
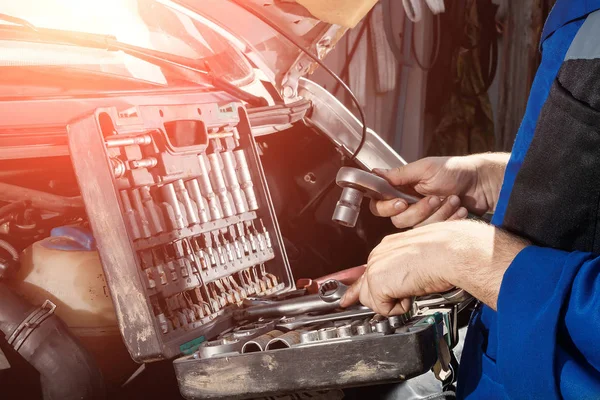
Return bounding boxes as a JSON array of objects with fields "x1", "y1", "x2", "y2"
[
  {"x1": 185, "y1": 179, "x2": 210, "y2": 224},
  {"x1": 234, "y1": 150, "x2": 259, "y2": 211},
  {"x1": 161, "y1": 183, "x2": 186, "y2": 230},
  {"x1": 174, "y1": 179, "x2": 199, "y2": 226},
  {"x1": 222, "y1": 150, "x2": 248, "y2": 214},
  {"x1": 198, "y1": 154, "x2": 222, "y2": 221},
  {"x1": 208, "y1": 153, "x2": 235, "y2": 218}
]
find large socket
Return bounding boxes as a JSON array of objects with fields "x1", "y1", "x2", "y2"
[{"x1": 68, "y1": 102, "x2": 293, "y2": 361}]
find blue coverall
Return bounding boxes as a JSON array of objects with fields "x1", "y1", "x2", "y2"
[{"x1": 457, "y1": 2, "x2": 600, "y2": 399}]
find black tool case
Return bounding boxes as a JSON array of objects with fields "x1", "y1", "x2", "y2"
[{"x1": 67, "y1": 100, "x2": 447, "y2": 399}]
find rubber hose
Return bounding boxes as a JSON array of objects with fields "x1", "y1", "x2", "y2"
[
  {"x1": 0, "y1": 283, "x2": 106, "y2": 399},
  {"x1": 0, "y1": 182, "x2": 83, "y2": 214}
]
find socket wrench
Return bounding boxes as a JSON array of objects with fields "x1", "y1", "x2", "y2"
[
  {"x1": 332, "y1": 167, "x2": 420, "y2": 228},
  {"x1": 233, "y1": 280, "x2": 349, "y2": 321},
  {"x1": 333, "y1": 167, "x2": 480, "y2": 228}
]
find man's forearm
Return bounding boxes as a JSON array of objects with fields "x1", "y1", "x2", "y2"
[
  {"x1": 452, "y1": 223, "x2": 529, "y2": 311},
  {"x1": 471, "y1": 153, "x2": 510, "y2": 213}
]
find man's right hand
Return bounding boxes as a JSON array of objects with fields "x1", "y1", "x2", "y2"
[{"x1": 371, "y1": 153, "x2": 509, "y2": 229}]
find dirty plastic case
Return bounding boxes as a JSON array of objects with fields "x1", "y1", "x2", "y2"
[{"x1": 68, "y1": 100, "x2": 444, "y2": 399}]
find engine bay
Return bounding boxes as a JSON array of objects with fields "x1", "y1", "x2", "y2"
[{"x1": 0, "y1": 93, "x2": 471, "y2": 399}]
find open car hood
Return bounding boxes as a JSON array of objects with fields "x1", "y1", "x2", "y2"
[{"x1": 171, "y1": 0, "x2": 375, "y2": 98}]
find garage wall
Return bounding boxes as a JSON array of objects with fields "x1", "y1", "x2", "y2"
[{"x1": 309, "y1": 1, "x2": 436, "y2": 163}]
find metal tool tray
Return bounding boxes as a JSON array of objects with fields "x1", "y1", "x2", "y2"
[{"x1": 174, "y1": 321, "x2": 440, "y2": 400}]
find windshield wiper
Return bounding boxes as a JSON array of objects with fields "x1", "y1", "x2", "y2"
[{"x1": 0, "y1": 13, "x2": 268, "y2": 107}]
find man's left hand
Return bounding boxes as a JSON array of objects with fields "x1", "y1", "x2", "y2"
[{"x1": 340, "y1": 220, "x2": 529, "y2": 314}]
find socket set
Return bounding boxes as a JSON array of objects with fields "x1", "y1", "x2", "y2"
[
  {"x1": 68, "y1": 99, "x2": 463, "y2": 399},
  {"x1": 191, "y1": 309, "x2": 411, "y2": 359},
  {"x1": 68, "y1": 101, "x2": 292, "y2": 361},
  {"x1": 174, "y1": 308, "x2": 446, "y2": 400}
]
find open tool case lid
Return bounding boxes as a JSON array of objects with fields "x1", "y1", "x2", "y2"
[{"x1": 67, "y1": 99, "x2": 294, "y2": 362}]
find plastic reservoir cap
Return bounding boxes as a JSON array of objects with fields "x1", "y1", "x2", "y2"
[{"x1": 41, "y1": 226, "x2": 97, "y2": 251}]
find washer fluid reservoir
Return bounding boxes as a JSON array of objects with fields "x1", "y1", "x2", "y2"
[{"x1": 9, "y1": 226, "x2": 137, "y2": 386}]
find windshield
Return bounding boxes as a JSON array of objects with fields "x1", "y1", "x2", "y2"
[{"x1": 0, "y1": 0, "x2": 254, "y2": 94}]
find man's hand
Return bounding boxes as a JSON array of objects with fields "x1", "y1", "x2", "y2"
[
  {"x1": 371, "y1": 154, "x2": 509, "y2": 228},
  {"x1": 340, "y1": 220, "x2": 529, "y2": 314}
]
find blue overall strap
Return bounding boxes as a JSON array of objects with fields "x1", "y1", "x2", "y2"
[{"x1": 541, "y1": 0, "x2": 600, "y2": 46}]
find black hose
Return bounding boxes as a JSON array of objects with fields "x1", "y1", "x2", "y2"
[
  {"x1": 0, "y1": 283, "x2": 105, "y2": 399},
  {"x1": 0, "y1": 200, "x2": 29, "y2": 225},
  {"x1": 0, "y1": 182, "x2": 84, "y2": 214}
]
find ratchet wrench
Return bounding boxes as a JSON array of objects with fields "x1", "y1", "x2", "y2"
[
  {"x1": 411, "y1": 288, "x2": 473, "y2": 316},
  {"x1": 233, "y1": 280, "x2": 349, "y2": 321}
]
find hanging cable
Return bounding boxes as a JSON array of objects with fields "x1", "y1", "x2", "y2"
[
  {"x1": 229, "y1": 0, "x2": 369, "y2": 162},
  {"x1": 411, "y1": 14, "x2": 442, "y2": 71},
  {"x1": 332, "y1": 11, "x2": 373, "y2": 96}
]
